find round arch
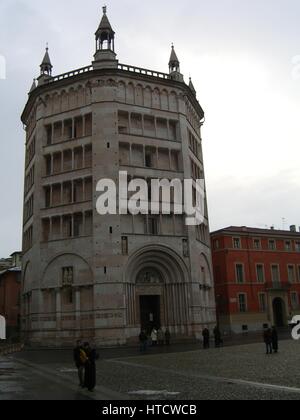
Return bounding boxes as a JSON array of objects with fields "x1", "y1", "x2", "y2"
[
  {"x1": 124, "y1": 245, "x2": 190, "y2": 333},
  {"x1": 42, "y1": 253, "x2": 93, "y2": 289},
  {"x1": 125, "y1": 244, "x2": 189, "y2": 285}
]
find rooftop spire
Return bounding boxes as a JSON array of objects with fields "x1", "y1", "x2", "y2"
[
  {"x1": 169, "y1": 44, "x2": 180, "y2": 70},
  {"x1": 96, "y1": 5, "x2": 114, "y2": 34},
  {"x1": 93, "y1": 6, "x2": 118, "y2": 69},
  {"x1": 168, "y1": 44, "x2": 183, "y2": 82},
  {"x1": 40, "y1": 45, "x2": 53, "y2": 76}
]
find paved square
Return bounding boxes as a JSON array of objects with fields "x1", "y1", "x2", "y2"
[{"x1": 2, "y1": 340, "x2": 300, "y2": 400}]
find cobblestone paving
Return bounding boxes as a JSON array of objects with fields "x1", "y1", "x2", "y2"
[{"x1": 2, "y1": 340, "x2": 300, "y2": 400}]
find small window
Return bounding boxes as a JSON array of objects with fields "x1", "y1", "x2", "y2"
[
  {"x1": 214, "y1": 240, "x2": 220, "y2": 250},
  {"x1": 285, "y1": 241, "x2": 292, "y2": 251},
  {"x1": 288, "y1": 265, "x2": 296, "y2": 284},
  {"x1": 268, "y1": 240, "x2": 276, "y2": 250},
  {"x1": 145, "y1": 153, "x2": 152, "y2": 168},
  {"x1": 295, "y1": 242, "x2": 300, "y2": 252},
  {"x1": 242, "y1": 325, "x2": 248, "y2": 331},
  {"x1": 291, "y1": 292, "x2": 299, "y2": 310},
  {"x1": 259, "y1": 293, "x2": 267, "y2": 312},
  {"x1": 122, "y1": 236, "x2": 128, "y2": 255},
  {"x1": 271, "y1": 265, "x2": 280, "y2": 284},
  {"x1": 233, "y1": 238, "x2": 241, "y2": 249},
  {"x1": 253, "y1": 239, "x2": 261, "y2": 249},
  {"x1": 256, "y1": 265, "x2": 265, "y2": 284},
  {"x1": 147, "y1": 217, "x2": 159, "y2": 235}
]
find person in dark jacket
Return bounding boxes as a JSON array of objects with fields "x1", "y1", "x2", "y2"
[
  {"x1": 271, "y1": 326, "x2": 279, "y2": 353},
  {"x1": 165, "y1": 328, "x2": 171, "y2": 346},
  {"x1": 73, "y1": 340, "x2": 85, "y2": 387},
  {"x1": 139, "y1": 330, "x2": 148, "y2": 352},
  {"x1": 264, "y1": 328, "x2": 273, "y2": 355},
  {"x1": 83, "y1": 342, "x2": 98, "y2": 392},
  {"x1": 202, "y1": 328, "x2": 210, "y2": 349},
  {"x1": 213, "y1": 326, "x2": 222, "y2": 348}
]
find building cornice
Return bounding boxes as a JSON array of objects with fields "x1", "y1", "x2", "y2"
[
  {"x1": 21, "y1": 64, "x2": 204, "y2": 124},
  {"x1": 211, "y1": 227, "x2": 300, "y2": 239}
]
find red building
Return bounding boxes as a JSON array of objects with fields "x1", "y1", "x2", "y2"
[
  {"x1": 0, "y1": 252, "x2": 22, "y2": 338},
  {"x1": 211, "y1": 226, "x2": 300, "y2": 334}
]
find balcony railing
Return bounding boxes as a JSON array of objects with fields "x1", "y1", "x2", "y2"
[
  {"x1": 265, "y1": 281, "x2": 291, "y2": 291},
  {"x1": 42, "y1": 63, "x2": 171, "y2": 86}
]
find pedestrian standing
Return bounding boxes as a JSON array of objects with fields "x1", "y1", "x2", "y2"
[
  {"x1": 271, "y1": 326, "x2": 279, "y2": 354},
  {"x1": 202, "y1": 328, "x2": 210, "y2": 349},
  {"x1": 157, "y1": 328, "x2": 165, "y2": 346},
  {"x1": 139, "y1": 330, "x2": 148, "y2": 352},
  {"x1": 73, "y1": 340, "x2": 85, "y2": 388},
  {"x1": 83, "y1": 342, "x2": 99, "y2": 392},
  {"x1": 151, "y1": 328, "x2": 158, "y2": 346},
  {"x1": 165, "y1": 328, "x2": 171, "y2": 346},
  {"x1": 213, "y1": 326, "x2": 222, "y2": 348},
  {"x1": 264, "y1": 328, "x2": 273, "y2": 355}
]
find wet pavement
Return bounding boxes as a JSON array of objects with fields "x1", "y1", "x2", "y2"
[{"x1": 1, "y1": 339, "x2": 300, "y2": 400}]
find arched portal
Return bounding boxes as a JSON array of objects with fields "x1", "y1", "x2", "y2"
[
  {"x1": 273, "y1": 298, "x2": 286, "y2": 327},
  {"x1": 124, "y1": 245, "x2": 190, "y2": 336}
]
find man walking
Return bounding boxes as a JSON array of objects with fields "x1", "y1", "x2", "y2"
[
  {"x1": 73, "y1": 340, "x2": 85, "y2": 387},
  {"x1": 264, "y1": 328, "x2": 273, "y2": 355},
  {"x1": 165, "y1": 328, "x2": 171, "y2": 346},
  {"x1": 139, "y1": 330, "x2": 148, "y2": 352},
  {"x1": 213, "y1": 325, "x2": 222, "y2": 348},
  {"x1": 202, "y1": 328, "x2": 210, "y2": 349}
]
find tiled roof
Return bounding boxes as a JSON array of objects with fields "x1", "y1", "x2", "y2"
[{"x1": 211, "y1": 226, "x2": 300, "y2": 237}]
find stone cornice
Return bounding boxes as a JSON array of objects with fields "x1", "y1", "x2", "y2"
[{"x1": 21, "y1": 65, "x2": 204, "y2": 124}]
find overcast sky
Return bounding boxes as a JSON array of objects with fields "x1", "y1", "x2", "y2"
[{"x1": 0, "y1": 0, "x2": 299, "y2": 257}]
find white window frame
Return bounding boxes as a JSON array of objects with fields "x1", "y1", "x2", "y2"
[
  {"x1": 271, "y1": 264, "x2": 280, "y2": 284},
  {"x1": 235, "y1": 263, "x2": 245, "y2": 284},
  {"x1": 233, "y1": 237, "x2": 241, "y2": 249},
  {"x1": 256, "y1": 264, "x2": 265, "y2": 284}
]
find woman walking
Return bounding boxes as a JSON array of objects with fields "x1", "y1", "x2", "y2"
[{"x1": 83, "y1": 342, "x2": 99, "y2": 392}]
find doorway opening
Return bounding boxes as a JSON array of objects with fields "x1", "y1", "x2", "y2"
[
  {"x1": 273, "y1": 298, "x2": 286, "y2": 327},
  {"x1": 139, "y1": 295, "x2": 161, "y2": 334}
]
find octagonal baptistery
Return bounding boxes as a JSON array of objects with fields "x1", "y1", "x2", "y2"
[{"x1": 21, "y1": 7, "x2": 216, "y2": 347}]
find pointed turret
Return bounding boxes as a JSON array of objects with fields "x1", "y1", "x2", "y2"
[
  {"x1": 93, "y1": 6, "x2": 118, "y2": 69},
  {"x1": 96, "y1": 5, "x2": 113, "y2": 33},
  {"x1": 37, "y1": 46, "x2": 53, "y2": 86},
  {"x1": 29, "y1": 79, "x2": 37, "y2": 95},
  {"x1": 40, "y1": 47, "x2": 53, "y2": 76},
  {"x1": 169, "y1": 45, "x2": 180, "y2": 73},
  {"x1": 168, "y1": 44, "x2": 183, "y2": 82},
  {"x1": 189, "y1": 77, "x2": 197, "y2": 96}
]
